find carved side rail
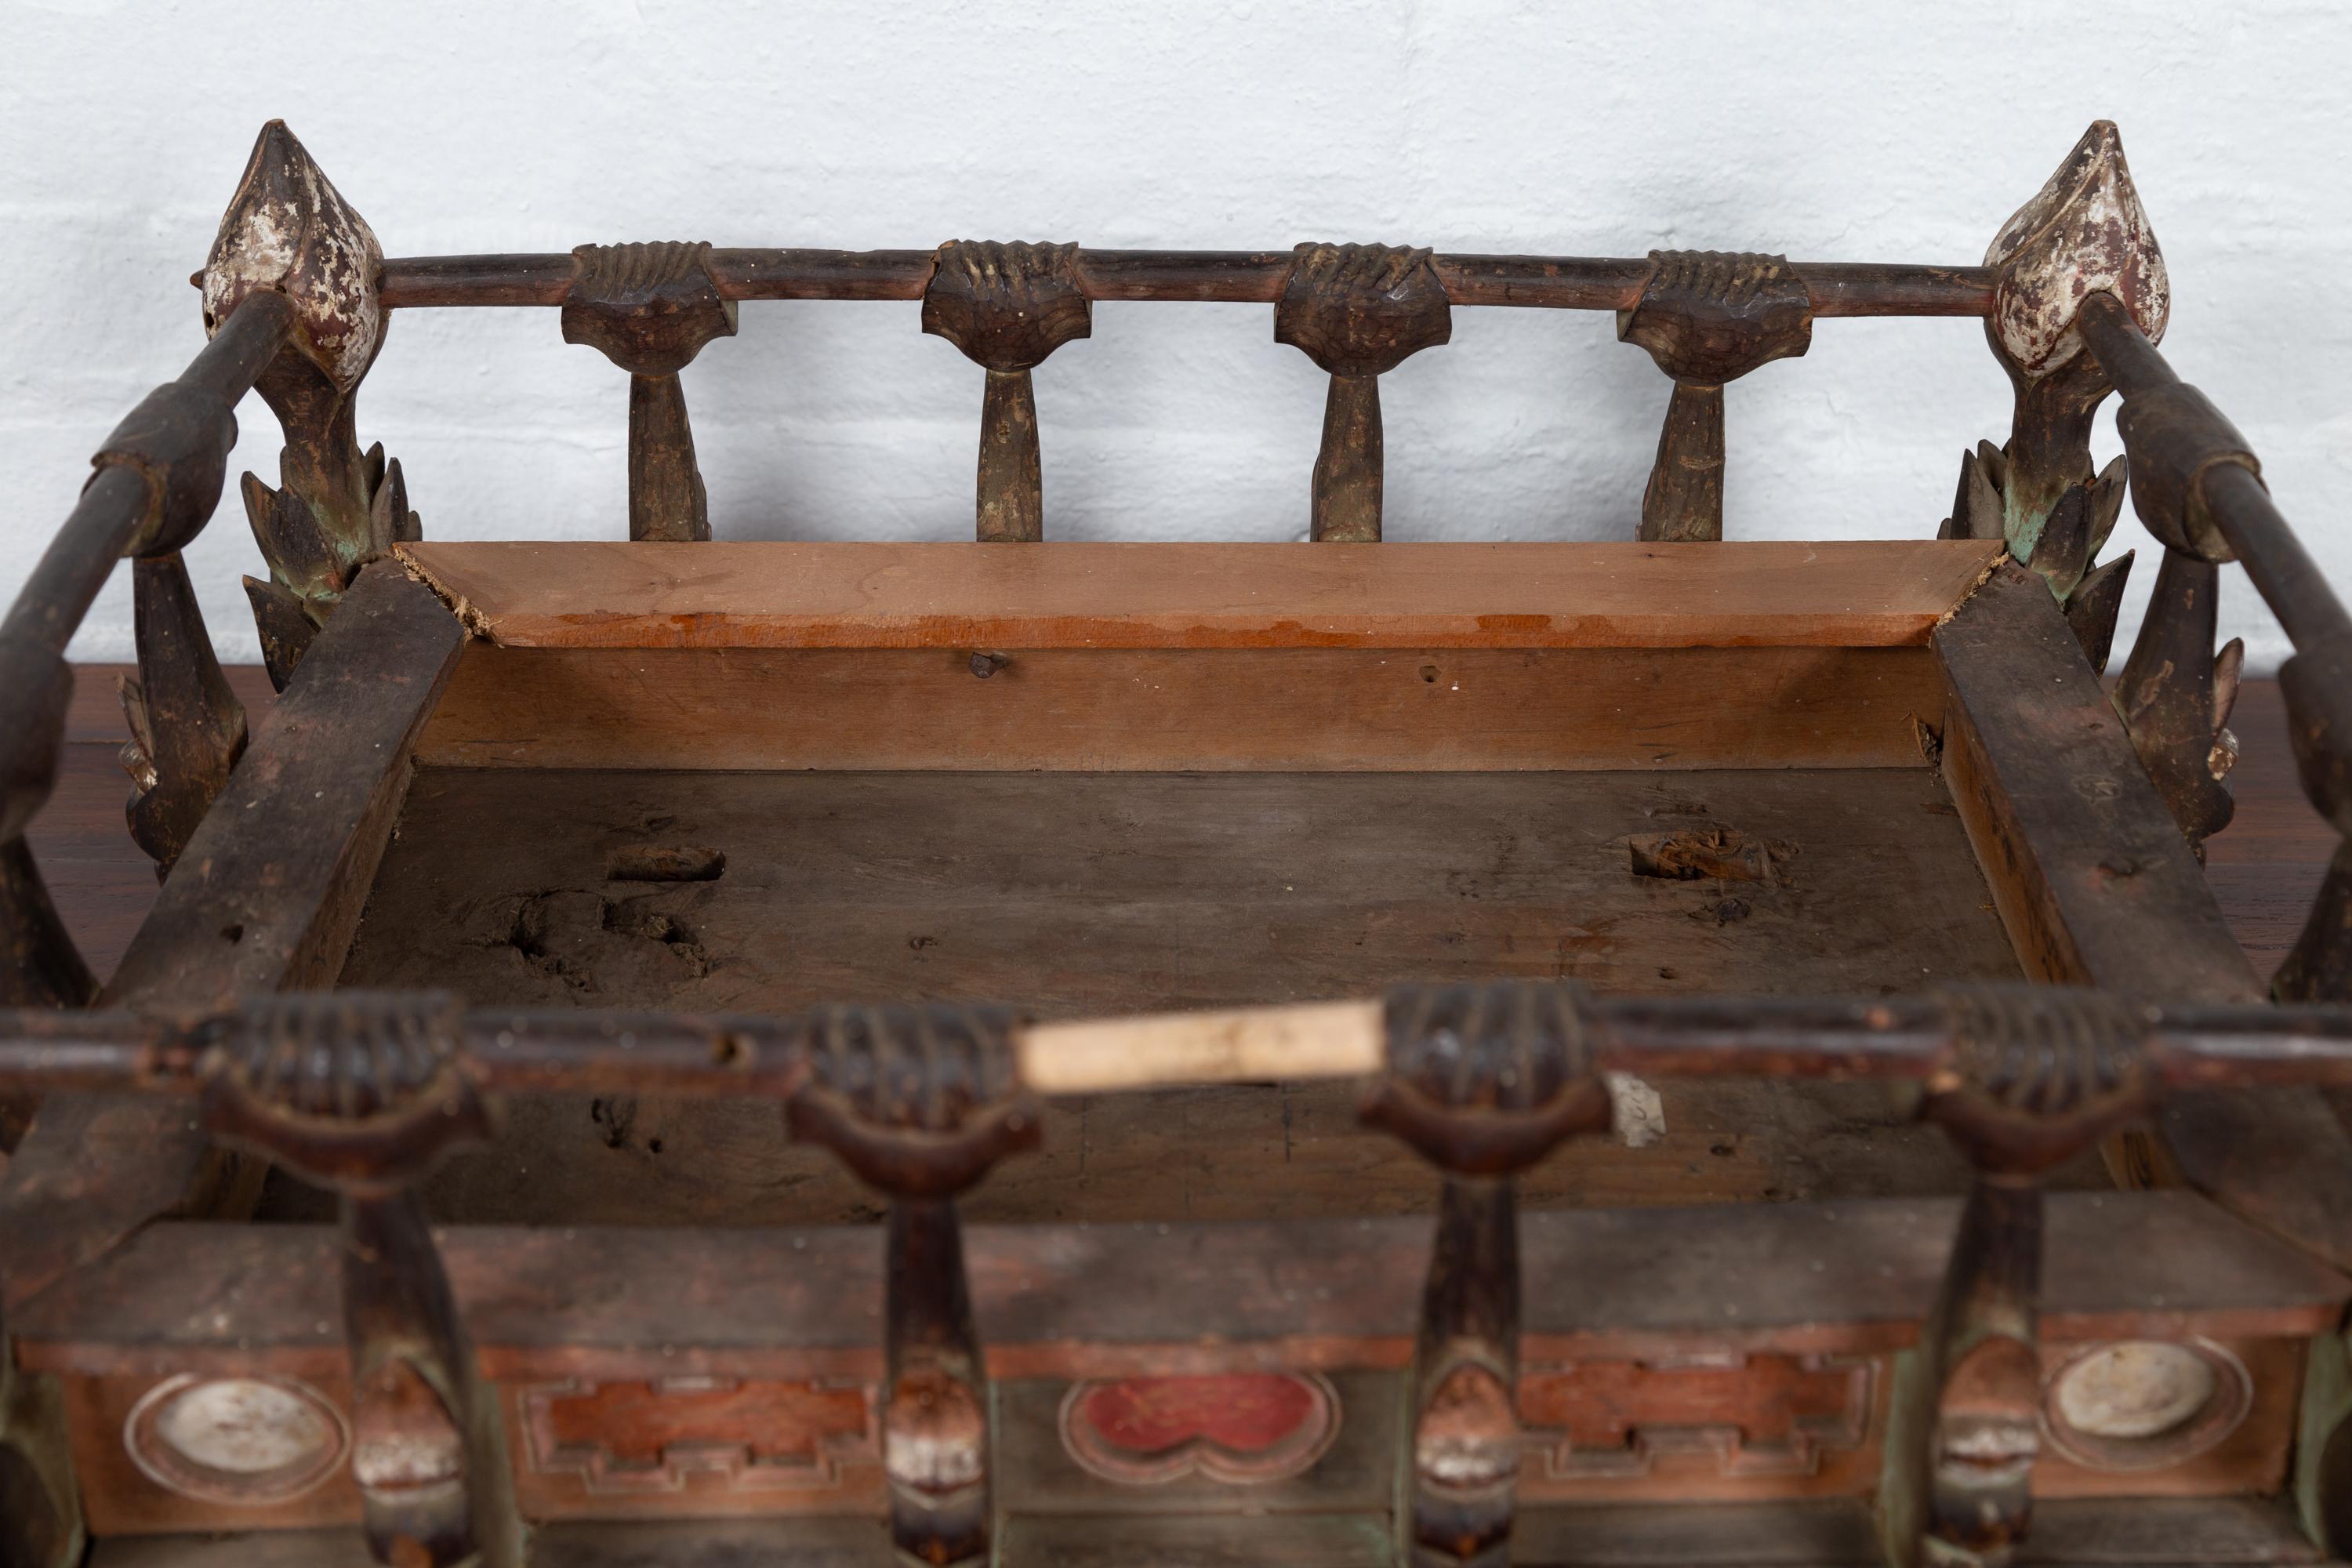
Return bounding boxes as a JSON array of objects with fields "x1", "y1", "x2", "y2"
[
  {"x1": 377, "y1": 249, "x2": 1998, "y2": 314},
  {"x1": 2073, "y1": 289, "x2": 2352, "y2": 998},
  {"x1": 4, "y1": 980, "x2": 2350, "y2": 1566}
]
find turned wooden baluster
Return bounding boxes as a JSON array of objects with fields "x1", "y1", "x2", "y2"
[
  {"x1": 1361, "y1": 981, "x2": 1616, "y2": 1566},
  {"x1": 203, "y1": 121, "x2": 420, "y2": 691},
  {"x1": 1948, "y1": 121, "x2": 2169, "y2": 672},
  {"x1": 786, "y1": 1003, "x2": 1042, "y2": 1566},
  {"x1": 1274, "y1": 243, "x2": 1451, "y2": 543},
  {"x1": 561, "y1": 241, "x2": 739, "y2": 542},
  {"x1": 200, "y1": 993, "x2": 520, "y2": 1567},
  {"x1": 922, "y1": 241, "x2": 1091, "y2": 543},
  {"x1": 1888, "y1": 985, "x2": 2158, "y2": 1568},
  {"x1": 1616, "y1": 250, "x2": 1811, "y2": 542}
]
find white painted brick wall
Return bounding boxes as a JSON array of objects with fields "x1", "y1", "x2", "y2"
[{"x1": 4, "y1": 0, "x2": 2346, "y2": 671}]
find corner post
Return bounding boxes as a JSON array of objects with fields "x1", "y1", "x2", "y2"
[
  {"x1": 1274, "y1": 243, "x2": 1451, "y2": 542},
  {"x1": 786, "y1": 1003, "x2": 1043, "y2": 1565},
  {"x1": 1615, "y1": 249, "x2": 1811, "y2": 541},
  {"x1": 1360, "y1": 981, "x2": 1616, "y2": 1566},
  {"x1": 1961, "y1": 122, "x2": 2167, "y2": 670},
  {"x1": 202, "y1": 120, "x2": 416, "y2": 690}
]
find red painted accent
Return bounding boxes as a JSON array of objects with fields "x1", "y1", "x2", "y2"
[
  {"x1": 1060, "y1": 1373, "x2": 1340, "y2": 1486},
  {"x1": 1080, "y1": 1374, "x2": 1317, "y2": 1454}
]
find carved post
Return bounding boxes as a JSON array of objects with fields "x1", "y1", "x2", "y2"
[
  {"x1": 203, "y1": 120, "x2": 418, "y2": 690},
  {"x1": 1616, "y1": 251, "x2": 1811, "y2": 542},
  {"x1": 1361, "y1": 982, "x2": 1615, "y2": 1566},
  {"x1": 922, "y1": 241, "x2": 1091, "y2": 543},
  {"x1": 786, "y1": 1004, "x2": 1042, "y2": 1566},
  {"x1": 561, "y1": 242, "x2": 739, "y2": 542},
  {"x1": 2098, "y1": 324, "x2": 2263, "y2": 860},
  {"x1": 1886, "y1": 985, "x2": 2155, "y2": 1568},
  {"x1": 199, "y1": 993, "x2": 520, "y2": 1566},
  {"x1": 1955, "y1": 121, "x2": 2168, "y2": 667},
  {"x1": 2275, "y1": 634, "x2": 2352, "y2": 1001},
  {"x1": 1274, "y1": 244, "x2": 1451, "y2": 542}
]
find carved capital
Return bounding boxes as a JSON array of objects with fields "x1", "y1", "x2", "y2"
[
  {"x1": 1275, "y1": 242, "x2": 1451, "y2": 378},
  {"x1": 198, "y1": 991, "x2": 495, "y2": 1192},
  {"x1": 561, "y1": 242, "x2": 738, "y2": 376},
  {"x1": 1924, "y1": 985, "x2": 2157, "y2": 1174},
  {"x1": 1363, "y1": 981, "x2": 1612, "y2": 1176},
  {"x1": 201, "y1": 121, "x2": 383, "y2": 393},
  {"x1": 922, "y1": 241, "x2": 1091, "y2": 372},
  {"x1": 1987, "y1": 121, "x2": 2167, "y2": 379},
  {"x1": 1617, "y1": 250, "x2": 1812, "y2": 385},
  {"x1": 785, "y1": 1003, "x2": 1040, "y2": 1199}
]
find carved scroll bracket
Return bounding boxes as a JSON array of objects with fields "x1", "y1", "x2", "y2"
[
  {"x1": 1363, "y1": 981, "x2": 1614, "y2": 1566},
  {"x1": 201, "y1": 120, "x2": 417, "y2": 691},
  {"x1": 922, "y1": 240, "x2": 1091, "y2": 543},
  {"x1": 1617, "y1": 251, "x2": 1812, "y2": 543},
  {"x1": 786, "y1": 1004, "x2": 1040, "y2": 1568},
  {"x1": 1977, "y1": 122, "x2": 2166, "y2": 611},
  {"x1": 1890, "y1": 985, "x2": 2157, "y2": 1568},
  {"x1": 198, "y1": 992, "x2": 517, "y2": 1567},
  {"x1": 562, "y1": 241, "x2": 739, "y2": 543},
  {"x1": 1275, "y1": 243, "x2": 1451, "y2": 542}
]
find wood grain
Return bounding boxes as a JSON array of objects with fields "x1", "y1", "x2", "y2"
[
  {"x1": 394, "y1": 539, "x2": 2005, "y2": 651},
  {"x1": 414, "y1": 644, "x2": 1950, "y2": 772},
  {"x1": 16, "y1": 1193, "x2": 2343, "y2": 1381}
]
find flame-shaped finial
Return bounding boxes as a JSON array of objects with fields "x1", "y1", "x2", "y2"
[
  {"x1": 201, "y1": 120, "x2": 383, "y2": 390},
  {"x1": 1986, "y1": 121, "x2": 2169, "y2": 375}
]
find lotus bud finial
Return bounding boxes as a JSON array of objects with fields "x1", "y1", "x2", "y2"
[
  {"x1": 201, "y1": 120, "x2": 383, "y2": 390},
  {"x1": 1986, "y1": 120, "x2": 2169, "y2": 376}
]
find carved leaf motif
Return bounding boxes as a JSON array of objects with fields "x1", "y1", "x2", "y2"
[
  {"x1": 202, "y1": 120, "x2": 383, "y2": 390},
  {"x1": 1986, "y1": 121, "x2": 2168, "y2": 375}
]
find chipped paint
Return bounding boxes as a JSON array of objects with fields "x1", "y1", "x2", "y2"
[
  {"x1": 1986, "y1": 121, "x2": 2168, "y2": 376},
  {"x1": 201, "y1": 120, "x2": 383, "y2": 390}
]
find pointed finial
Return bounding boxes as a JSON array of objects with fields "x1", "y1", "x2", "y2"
[
  {"x1": 1986, "y1": 121, "x2": 2169, "y2": 376},
  {"x1": 201, "y1": 120, "x2": 383, "y2": 390}
]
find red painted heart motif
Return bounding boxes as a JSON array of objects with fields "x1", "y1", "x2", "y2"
[{"x1": 1058, "y1": 1372, "x2": 1341, "y2": 1486}]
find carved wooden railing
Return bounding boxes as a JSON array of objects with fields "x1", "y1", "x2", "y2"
[
  {"x1": 3, "y1": 982, "x2": 2352, "y2": 1566},
  {"x1": 2, "y1": 114, "x2": 2350, "y2": 1566}
]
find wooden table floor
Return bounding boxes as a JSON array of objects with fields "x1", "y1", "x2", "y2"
[{"x1": 27, "y1": 666, "x2": 2331, "y2": 989}]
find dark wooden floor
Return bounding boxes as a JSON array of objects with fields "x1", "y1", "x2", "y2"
[{"x1": 27, "y1": 666, "x2": 2331, "y2": 989}]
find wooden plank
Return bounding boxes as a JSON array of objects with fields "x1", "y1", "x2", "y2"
[
  {"x1": 337, "y1": 764, "x2": 2019, "y2": 1224},
  {"x1": 396, "y1": 539, "x2": 2005, "y2": 651},
  {"x1": 16, "y1": 1193, "x2": 2343, "y2": 1381},
  {"x1": 1935, "y1": 561, "x2": 2352, "y2": 1272},
  {"x1": 416, "y1": 643, "x2": 1947, "y2": 772},
  {"x1": 0, "y1": 564, "x2": 467, "y2": 1313},
  {"x1": 994, "y1": 1514, "x2": 1394, "y2": 1567},
  {"x1": 1933, "y1": 561, "x2": 2259, "y2": 1001}
]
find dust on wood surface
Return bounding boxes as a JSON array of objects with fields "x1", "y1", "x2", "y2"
[{"x1": 332, "y1": 765, "x2": 2035, "y2": 1227}]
